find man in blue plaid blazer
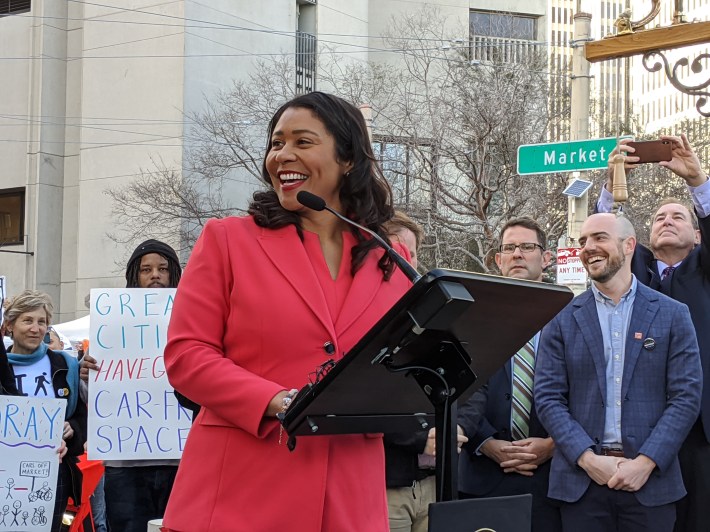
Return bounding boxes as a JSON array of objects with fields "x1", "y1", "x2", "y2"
[{"x1": 534, "y1": 213, "x2": 702, "y2": 532}]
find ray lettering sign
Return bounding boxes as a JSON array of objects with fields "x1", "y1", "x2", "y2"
[
  {"x1": 517, "y1": 137, "x2": 630, "y2": 175},
  {"x1": 0, "y1": 396, "x2": 64, "y2": 532},
  {"x1": 87, "y1": 288, "x2": 192, "y2": 460}
]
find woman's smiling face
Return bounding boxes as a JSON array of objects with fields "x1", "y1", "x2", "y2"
[
  {"x1": 265, "y1": 107, "x2": 350, "y2": 214},
  {"x1": 8, "y1": 308, "x2": 49, "y2": 355}
]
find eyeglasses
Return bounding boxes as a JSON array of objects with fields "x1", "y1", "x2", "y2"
[
  {"x1": 499, "y1": 243, "x2": 544, "y2": 254},
  {"x1": 43, "y1": 327, "x2": 55, "y2": 345}
]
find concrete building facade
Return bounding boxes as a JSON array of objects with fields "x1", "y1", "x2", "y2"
[{"x1": 1, "y1": 0, "x2": 547, "y2": 320}]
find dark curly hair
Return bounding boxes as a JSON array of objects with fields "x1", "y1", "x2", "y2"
[{"x1": 248, "y1": 92, "x2": 396, "y2": 279}]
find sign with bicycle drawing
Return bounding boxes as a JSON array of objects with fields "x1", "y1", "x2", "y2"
[{"x1": 0, "y1": 396, "x2": 65, "y2": 532}]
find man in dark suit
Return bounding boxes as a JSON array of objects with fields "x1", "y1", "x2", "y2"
[
  {"x1": 458, "y1": 217, "x2": 561, "y2": 532},
  {"x1": 597, "y1": 134, "x2": 710, "y2": 532},
  {"x1": 535, "y1": 213, "x2": 702, "y2": 531}
]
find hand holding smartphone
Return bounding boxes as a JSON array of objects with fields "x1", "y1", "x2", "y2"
[{"x1": 625, "y1": 140, "x2": 672, "y2": 163}]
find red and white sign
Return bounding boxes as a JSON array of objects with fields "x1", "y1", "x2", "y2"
[{"x1": 556, "y1": 247, "x2": 587, "y2": 285}]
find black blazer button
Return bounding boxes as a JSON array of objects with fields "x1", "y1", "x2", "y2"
[
  {"x1": 323, "y1": 341, "x2": 335, "y2": 355},
  {"x1": 504, "y1": 393, "x2": 511, "y2": 400}
]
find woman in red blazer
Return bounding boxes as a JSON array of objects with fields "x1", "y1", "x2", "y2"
[{"x1": 163, "y1": 92, "x2": 413, "y2": 531}]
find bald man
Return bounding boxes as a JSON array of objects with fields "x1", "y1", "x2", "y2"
[{"x1": 534, "y1": 213, "x2": 702, "y2": 532}]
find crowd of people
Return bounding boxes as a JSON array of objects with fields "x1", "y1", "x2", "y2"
[{"x1": 1, "y1": 91, "x2": 708, "y2": 532}]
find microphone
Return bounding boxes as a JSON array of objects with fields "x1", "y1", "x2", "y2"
[{"x1": 297, "y1": 191, "x2": 421, "y2": 283}]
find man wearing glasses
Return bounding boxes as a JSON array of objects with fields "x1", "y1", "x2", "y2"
[
  {"x1": 458, "y1": 217, "x2": 562, "y2": 532},
  {"x1": 45, "y1": 327, "x2": 64, "y2": 352}
]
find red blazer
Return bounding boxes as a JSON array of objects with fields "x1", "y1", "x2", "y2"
[{"x1": 163, "y1": 216, "x2": 411, "y2": 531}]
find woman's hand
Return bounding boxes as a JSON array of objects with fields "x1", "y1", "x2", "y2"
[
  {"x1": 265, "y1": 389, "x2": 299, "y2": 418},
  {"x1": 62, "y1": 421, "x2": 74, "y2": 441},
  {"x1": 57, "y1": 440, "x2": 68, "y2": 463}
]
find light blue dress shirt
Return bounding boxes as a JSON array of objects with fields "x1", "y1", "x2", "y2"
[{"x1": 590, "y1": 276, "x2": 638, "y2": 447}]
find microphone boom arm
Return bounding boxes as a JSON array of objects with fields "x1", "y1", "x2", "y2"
[{"x1": 325, "y1": 206, "x2": 422, "y2": 283}]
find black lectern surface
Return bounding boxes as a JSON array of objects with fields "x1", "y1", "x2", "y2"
[{"x1": 282, "y1": 268, "x2": 573, "y2": 438}]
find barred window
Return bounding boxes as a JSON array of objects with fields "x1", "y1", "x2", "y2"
[
  {"x1": 0, "y1": 0, "x2": 31, "y2": 16},
  {"x1": 469, "y1": 10, "x2": 537, "y2": 41}
]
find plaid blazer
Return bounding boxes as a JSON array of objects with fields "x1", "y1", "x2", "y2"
[{"x1": 534, "y1": 282, "x2": 702, "y2": 507}]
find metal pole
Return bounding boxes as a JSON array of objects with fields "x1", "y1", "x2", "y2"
[{"x1": 568, "y1": 11, "x2": 592, "y2": 244}]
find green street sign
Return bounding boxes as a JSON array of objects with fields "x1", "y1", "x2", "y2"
[{"x1": 517, "y1": 137, "x2": 629, "y2": 175}]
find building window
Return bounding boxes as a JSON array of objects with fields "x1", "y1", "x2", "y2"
[
  {"x1": 0, "y1": 0, "x2": 31, "y2": 16},
  {"x1": 470, "y1": 10, "x2": 537, "y2": 41},
  {"x1": 469, "y1": 10, "x2": 539, "y2": 63},
  {"x1": 296, "y1": 31, "x2": 316, "y2": 94},
  {"x1": 373, "y1": 137, "x2": 433, "y2": 206},
  {"x1": 296, "y1": 1, "x2": 317, "y2": 94},
  {"x1": 0, "y1": 188, "x2": 25, "y2": 246}
]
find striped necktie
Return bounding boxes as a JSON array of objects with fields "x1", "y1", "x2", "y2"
[
  {"x1": 661, "y1": 266, "x2": 676, "y2": 280},
  {"x1": 511, "y1": 339, "x2": 536, "y2": 441}
]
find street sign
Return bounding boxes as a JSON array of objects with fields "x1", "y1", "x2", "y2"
[
  {"x1": 517, "y1": 137, "x2": 630, "y2": 175},
  {"x1": 556, "y1": 247, "x2": 587, "y2": 285}
]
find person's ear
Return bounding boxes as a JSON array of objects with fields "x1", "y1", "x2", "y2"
[
  {"x1": 341, "y1": 161, "x2": 353, "y2": 176},
  {"x1": 625, "y1": 236, "x2": 636, "y2": 255},
  {"x1": 542, "y1": 250, "x2": 553, "y2": 269}
]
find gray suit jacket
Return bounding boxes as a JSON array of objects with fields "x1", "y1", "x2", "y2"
[{"x1": 534, "y1": 281, "x2": 702, "y2": 506}]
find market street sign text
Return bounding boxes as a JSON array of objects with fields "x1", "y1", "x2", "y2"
[{"x1": 517, "y1": 137, "x2": 630, "y2": 175}]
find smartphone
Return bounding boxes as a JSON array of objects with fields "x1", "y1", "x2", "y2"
[{"x1": 626, "y1": 140, "x2": 672, "y2": 163}]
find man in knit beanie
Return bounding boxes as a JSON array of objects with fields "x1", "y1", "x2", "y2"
[
  {"x1": 81, "y1": 239, "x2": 184, "y2": 532},
  {"x1": 125, "y1": 239, "x2": 182, "y2": 289}
]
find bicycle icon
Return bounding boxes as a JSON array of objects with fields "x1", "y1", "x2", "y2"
[{"x1": 27, "y1": 482, "x2": 53, "y2": 503}]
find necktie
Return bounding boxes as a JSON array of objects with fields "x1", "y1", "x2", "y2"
[
  {"x1": 511, "y1": 339, "x2": 535, "y2": 441},
  {"x1": 661, "y1": 266, "x2": 676, "y2": 280}
]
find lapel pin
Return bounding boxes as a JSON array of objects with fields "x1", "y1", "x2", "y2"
[
  {"x1": 634, "y1": 332, "x2": 642, "y2": 340},
  {"x1": 643, "y1": 338, "x2": 656, "y2": 351}
]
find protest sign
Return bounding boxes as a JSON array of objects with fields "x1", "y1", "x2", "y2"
[
  {"x1": 0, "y1": 396, "x2": 64, "y2": 532},
  {"x1": 87, "y1": 288, "x2": 191, "y2": 460}
]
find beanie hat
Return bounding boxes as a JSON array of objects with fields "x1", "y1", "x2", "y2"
[{"x1": 125, "y1": 239, "x2": 181, "y2": 284}]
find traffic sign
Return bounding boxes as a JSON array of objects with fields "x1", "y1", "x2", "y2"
[
  {"x1": 556, "y1": 247, "x2": 587, "y2": 285},
  {"x1": 517, "y1": 137, "x2": 630, "y2": 175}
]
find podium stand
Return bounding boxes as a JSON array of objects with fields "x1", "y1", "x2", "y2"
[{"x1": 281, "y1": 269, "x2": 572, "y2": 501}]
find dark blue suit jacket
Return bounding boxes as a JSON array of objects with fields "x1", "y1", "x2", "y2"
[
  {"x1": 631, "y1": 212, "x2": 710, "y2": 441},
  {"x1": 458, "y1": 358, "x2": 550, "y2": 496},
  {"x1": 534, "y1": 282, "x2": 702, "y2": 507}
]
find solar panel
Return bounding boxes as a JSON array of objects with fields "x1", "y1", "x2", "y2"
[{"x1": 562, "y1": 178, "x2": 594, "y2": 198}]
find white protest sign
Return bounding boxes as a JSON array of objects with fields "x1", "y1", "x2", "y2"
[
  {"x1": 87, "y1": 288, "x2": 191, "y2": 460},
  {"x1": 556, "y1": 247, "x2": 588, "y2": 285},
  {"x1": 0, "y1": 396, "x2": 64, "y2": 532}
]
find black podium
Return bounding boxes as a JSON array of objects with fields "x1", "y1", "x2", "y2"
[{"x1": 281, "y1": 268, "x2": 573, "y2": 501}]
